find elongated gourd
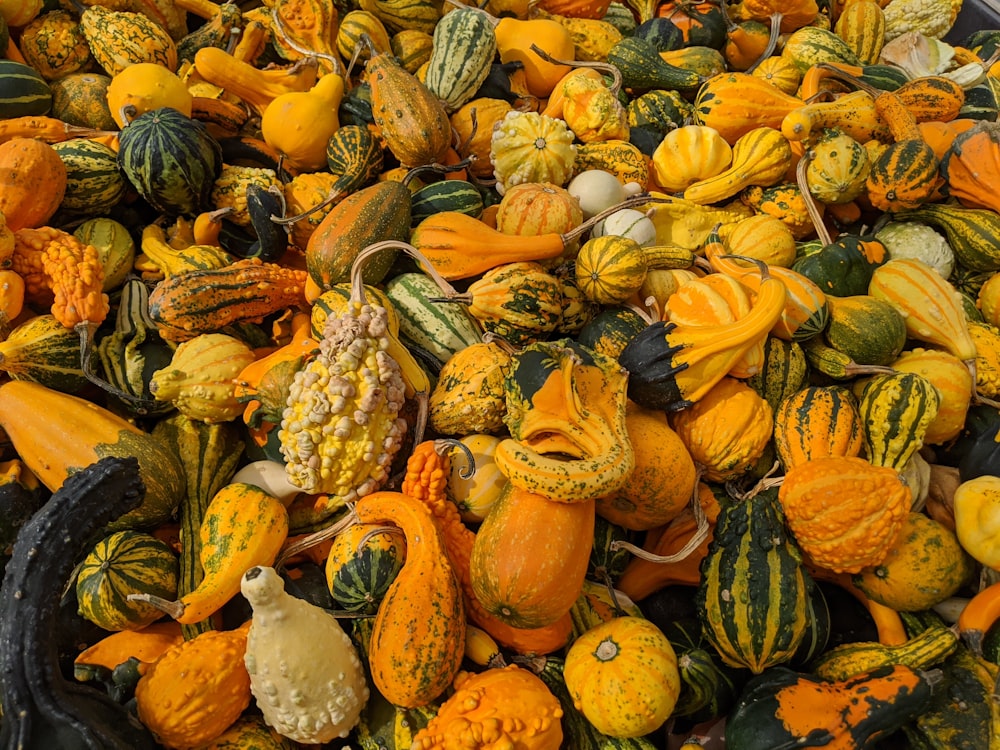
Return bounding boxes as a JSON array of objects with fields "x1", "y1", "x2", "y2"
[
  {"x1": 0, "y1": 380, "x2": 184, "y2": 531},
  {"x1": 193, "y1": 47, "x2": 320, "y2": 116},
  {"x1": 683, "y1": 126, "x2": 792, "y2": 205},
  {"x1": 130, "y1": 483, "x2": 289, "y2": 625}
]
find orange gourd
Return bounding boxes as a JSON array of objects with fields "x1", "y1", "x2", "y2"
[{"x1": 0, "y1": 139, "x2": 67, "y2": 231}]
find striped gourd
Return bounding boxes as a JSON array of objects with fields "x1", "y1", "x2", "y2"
[
  {"x1": 390, "y1": 29, "x2": 435, "y2": 73},
  {"x1": 367, "y1": 0, "x2": 440, "y2": 37},
  {"x1": 824, "y1": 294, "x2": 908, "y2": 367},
  {"x1": 810, "y1": 622, "x2": 958, "y2": 682},
  {"x1": 575, "y1": 235, "x2": 648, "y2": 305},
  {"x1": 576, "y1": 305, "x2": 647, "y2": 360},
  {"x1": 383, "y1": 271, "x2": 483, "y2": 365},
  {"x1": 74, "y1": 217, "x2": 136, "y2": 292},
  {"x1": 410, "y1": 180, "x2": 484, "y2": 226},
  {"x1": 773, "y1": 385, "x2": 864, "y2": 471},
  {"x1": 958, "y1": 82, "x2": 999, "y2": 121},
  {"x1": 895, "y1": 202, "x2": 1000, "y2": 272},
  {"x1": 834, "y1": 1, "x2": 886, "y2": 65},
  {"x1": 461, "y1": 261, "x2": 564, "y2": 346},
  {"x1": 662, "y1": 617, "x2": 744, "y2": 724},
  {"x1": 746, "y1": 336, "x2": 808, "y2": 413},
  {"x1": 76, "y1": 530, "x2": 179, "y2": 631},
  {"x1": 79, "y1": 4, "x2": 178, "y2": 77},
  {"x1": 572, "y1": 139, "x2": 649, "y2": 186},
  {"x1": 310, "y1": 283, "x2": 400, "y2": 339},
  {"x1": 0, "y1": 314, "x2": 87, "y2": 394},
  {"x1": 696, "y1": 487, "x2": 812, "y2": 674},
  {"x1": 627, "y1": 89, "x2": 690, "y2": 135},
  {"x1": 336, "y1": 10, "x2": 392, "y2": 61},
  {"x1": 856, "y1": 371, "x2": 940, "y2": 471},
  {"x1": 868, "y1": 257, "x2": 977, "y2": 361},
  {"x1": 324, "y1": 124, "x2": 384, "y2": 195},
  {"x1": 0, "y1": 59, "x2": 51, "y2": 117},
  {"x1": 52, "y1": 137, "x2": 127, "y2": 215},
  {"x1": 865, "y1": 139, "x2": 942, "y2": 213},
  {"x1": 781, "y1": 26, "x2": 861, "y2": 73},
  {"x1": 804, "y1": 128, "x2": 870, "y2": 205},
  {"x1": 325, "y1": 523, "x2": 406, "y2": 614},
  {"x1": 423, "y1": 6, "x2": 496, "y2": 113},
  {"x1": 117, "y1": 107, "x2": 223, "y2": 218}
]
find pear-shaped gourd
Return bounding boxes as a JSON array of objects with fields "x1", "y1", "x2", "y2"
[{"x1": 242, "y1": 565, "x2": 369, "y2": 744}]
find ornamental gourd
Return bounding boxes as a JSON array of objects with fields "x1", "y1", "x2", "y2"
[
  {"x1": 651, "y1": 124, "x2": 732, "y2": 193},
  {"x1": 242, "y1": 566, "x2": 369, "y2": 744},
  {"x1": 491, "y1": 110, "x2": 577, "y2": 195}
]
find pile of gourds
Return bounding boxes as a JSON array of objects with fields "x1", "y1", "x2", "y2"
[{"x1": 4, "y1": 0, "x2": 1000, "y2": 746}]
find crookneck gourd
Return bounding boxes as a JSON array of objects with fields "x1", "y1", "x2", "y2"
[
  {"x1": 494, "y1": 338, "x2": 635, "y2": 502},
  {"x1": 0, "y1": 456, "x2": 157, "y2": 750}
]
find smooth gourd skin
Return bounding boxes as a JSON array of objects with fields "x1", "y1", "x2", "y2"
[{"x1": 0, "y1": 456, "x2": 157, "y2": 750}]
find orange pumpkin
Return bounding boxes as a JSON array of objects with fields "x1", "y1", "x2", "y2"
[{"x1": 0, "y1": 138, "x2": 67, "y2": 231}]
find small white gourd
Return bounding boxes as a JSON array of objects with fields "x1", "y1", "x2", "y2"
[
  {"x1": 231, "y1": 460, "x2": 301, "y2": 504},
  {"x1": 591, "y1": 208, "x2": 658, "y2": 246},
  {"x1": 567, "y1": 169, "x2": 643, "y2": 218},
  {"x1": 242, "y1": 565, "x2": 369, "y2": 744}
]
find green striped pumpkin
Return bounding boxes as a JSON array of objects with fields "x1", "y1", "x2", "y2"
[
  {"x1": 746, "y1": 336, "x2": 808, "y2": 414},
  {"x1": 76, "y1": 529, "x2": 179, "y2": 631},
  {"x1": 896, "y1": 202, "x2": 1000, "y2": 273},
  {"x1": 575, "y1": 235, "x2": 648, "y2": 305},
  {"x1": 423, "y1": 6, "x2": 496, "y2": 113},
  {"x1": 410, "y1": 179, "x2": 484, "y2": 225},
  {"x1": 696, "y1": 488, "x2": 812, "y2": 674},
  {"x1": 662, "y1": 617, "x2": 744, "y2": 724},
  {"x1": 856, "y1": 371, "x2": 940, "y2": 471},
  {"x1": 52, "y1": 138, "x2": 127, "y2": 216},
  {"x1": 958, "y1": 81, "x2": 1000, "y2": 121},
  {"x1": 0, "y1": 314, "x2": 87, "y2": 394},
  {"x1": 117, "y1": 107, "x2": 223, "y2": 217},
  {"x1": 0, "y1": 59, "x2": 51, "y2": 117},
  {"x1": 366, "y1": 0, "x2": 439, "y2": 34},
  {"x1": 866, "y1": 139, "x2": 942, "y2": 213},
  {"x1": 383, "y1": 271, "x2": 483, "y2": 365},
  {"x1": 325, "y1": 124, "x2": 384, "y2": 195},
  {"x1": 337, "y1": 10, "x2": 392, "y2": 61},
  {"x1": 834, "y1": 1, "x2": 885, "y2": 65},
  {"x1": 325, "y1": 522, "x2": 406, "y2": 614},
  {"x1": 858, "y1": 64, "x2": 909, "y2": 92},
  {"x1": 773, "y1": 385, "x2": 864, "y2": 471}
]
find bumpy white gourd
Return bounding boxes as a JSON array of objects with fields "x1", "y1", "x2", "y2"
[{"x1": 242, "y1": 565, "x2": 369, "y2": 744}]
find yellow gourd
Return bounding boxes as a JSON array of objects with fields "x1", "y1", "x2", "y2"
[
  {"x1": 261, "y1": 73, "x2": 345, "y2": 172},
  {"x1": 106, "y1": 63, "x2": 193, "y2": 128},
  {"x1": 494, "y1": 18, "x2": 574, "y2": 97},
  {"x1": 953, "y1": 474, "x2": 1000, "y2": 570}
]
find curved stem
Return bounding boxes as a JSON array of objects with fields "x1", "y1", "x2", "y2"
[
  {"x1": 402, "y1": 157, "x2": 477, "y2": 187},
  {"x1": 355, "y1": 524, "x2": 405, "y2": 554},
  {"x1": 349, "y1": 240, "x2": 462, "y2": 306},
  {"x1": 270, "y1": 7, "x2": 344, "y2": 76},
  {"x1": 435, "y1": 437, "x2": 476, "y2": 479},
  {"x1": 795, "y1": 149, "x2": 832, "y2": 246},
  {"x1": 745, "y1": 12, "x2": 782, "y2": 74},
  {"x1": 563, "y1": 194, "x2": 671, "y2": 244},
  {"x1": 270, "y1": 186, "x2": 346, "y2": 225},
  {"x1": 528, "y1": 44, "x2": 623, "y2": 97},
  {"x1": 275, "y1": 507, "x2": 360, "y2": 570}
]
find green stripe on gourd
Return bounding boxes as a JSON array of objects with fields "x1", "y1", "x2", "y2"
[
  {"x1": 76, "y1": 529, "x2": 179, "y2": 631},
  {"x1": 781, "y1": 26, "x2": 861, "y2": 74},
  {"x1": 856, "y1": 371, "x2": 940, "y2": 471},
  {"x1": 463, "y1": 261, "x2": 565, "y2": 346},
  {"x1": 809, "y1": 622, "x2": 958, "y2": 682},
  {"x1": 896, "y1": 201, "x2": 1000, "y2": 273},
  {"x1": 410, "y1": 180, "x2": 484, "y2": 226},
  {"x1": 423, "y1": 6, "x2": 496, "y2": 113},
  {"x1": 662, "y1": 617, "x2": 744, "y2": 725},
  {"x1": 0, "y1": 314, "x2": 87, "y2": 394},
  {"x1": 53, "y1": 138, "x2": 128, "y2": 215},
  {"x1": 367, "y1": 0, "x2": 439, "y2": 35},
  {"x1": 0, "y1": 60, "x2": 52, "y2": 117},
  {"x1": 696, "y1": 487, "x2": 812, "y2": 674},
  {"x1": 325, "y1": 524, "x2": 406, "y2": 614},
  {"x1": 325, "y1": 124, "x2": 384, "y2": 195},
  {"x1": 746, "y1": 336, "x2": 808, "y2": 414},
  {"x1": 383, "y1": 272, "x2": 482, "y2": 365},
  {"x1": 79, "y1": 4, "x2": 178, "y2": 77}
]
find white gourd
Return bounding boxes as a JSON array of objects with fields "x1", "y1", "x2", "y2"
[{"x1": 242, "y1": 565, "x2": 369, "y2": 744}]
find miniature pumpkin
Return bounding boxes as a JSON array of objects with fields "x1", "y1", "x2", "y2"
[
  {"x1": 0, "y1": 138, "x2": 67, "y2": 231},
  {"x1": 651, "y1": 124, "x2": 733, "y2": 193},
  {"x1": 953, "y1": 474, "x2": 1000, "y2": 570},
  {"x1": 563, "y1": 616, "x2": 680, "y2": 738},
  {"x1": 778, "y1": 455, "x2": 911, "y2": 574},
  {"x1": 490, "y1": 110, "x2": 577, "y2": 195}
]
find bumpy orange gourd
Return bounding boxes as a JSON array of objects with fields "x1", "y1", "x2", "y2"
[
  {"x1": 0, "y1": 139, "x2": 67, "y2": 232},
  {"x1": 779, "y1": 455, "x2": 911, "y2": 574}
]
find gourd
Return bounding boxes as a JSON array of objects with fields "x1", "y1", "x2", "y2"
[
  {"x1": 242, "y1": 566, "x2": 368, "y2": 744},
  {"x1": 0, "y1": 456, "x2": 158, "y2": 750},
  {"x1": 802, "y1": 128, "x2": 870, "y2": 204},
  {"x1": 952, "y1": 474, "x2": 1000, "y2": 570},
  {"x1": 671, "y1": 377, "x2": 774, "y2": 482},
  {"x1": 261, "y1": 72, "x2": 344, "y2": 172},
  {"x1": 772, "y1": 385, "x2": 864, "y2": 470},
  {"x1": 423, "y1": 5, "x2": 497, "y2": 113},
  {"x1": 596, "y1": 404, "x2": 697, "y2": 531},
  {"x1": 78, "y1": 4, "x2": 178, "y2": 77},
  {"x1": 856, "y1": 371, "x2": 940, "y2": 471},
  {"x1": 941, "y1": 121, "x2": 1000, "y2": 215},
  {"x1": 724, "y1": 665, "x2": 936, "y2": 750},
  {"x1": 683, "y1": 126, "x2": 793, "y2": 205},
  {"x1": 0, "y1": 380, "x2": 185, "y2": 531},
  {"x1": 106, "y1": 62, "x2": 192, "y2": 127},
  {"x1": 778, "y1": 455, "x2": 911, "y2": 574},
  {"x1": 20, "y1": 10, "x2": 91, "y2": 81},
  {"x1": 792, "y1": 234, "x2": 887, "y2": 298},
  {"x1": 697, "y1": 485, "x2": 812, "y2": 673},
  {"x1": 193, "y1": 47, "x2": 319, "y2": 117},
  {"x1": 0, "y1": 313, "x2": 87, "y2": 394},
  {"x1": 0, "y1": 137, "x2": 66, "y2": 231},
  {"x1": 692, "y1": 72, "x2": 804, "y2": 144},
  {"x1": 575, "y1": 234, "x2": 648, "y2": 305},
  {"x1": 495, "y1": 181, "x2": 584, "y2": 237},
  {"x1": 891, "y1": 348, "x2": 972, "y2": 446},
  {"x1": 822, "y1": 294, "x2": 907, "y2": 366},
  {"x1": 324, "y1": 523, "x2": 406, "y2": 614},
  {"x1": 895, "y1": 201, "x2": 1000, "y2": 273},
  {"x1": 429, "y1": 341, "x2": 510, "y2": 436},
  {"x1": 76, "y1": 530, "x2": 179, "y2": 632},
  {"x1": 470, "y1": 483, "x2": 595, "y2": 629},
  {"x1": 563, "y1": 616, "x2": 680, "y2": 738},
  {"x1": 490, "y1": 110, "x2": 577, "y2": 195},
  {"x1": 494, "y1": 16, "x2": 574, "y2": 97},
  {"x1": 129, "y1": 483, "x2": 289, "y2": 625},
  {"x1": 52, "y1": 137, "x2": 127, "y2": 217},
  {"x1": 134, "y1": 625, "x2": 252, "y2": 749},
  {"x1": 851, "y1": 512, "x2": 973, "y2": 612},
  {"x1": 411, "y1": 665, "x2": 564, "y2": 749},
  {"x1": 353, "y1": 490, "x2": 466, "y2": 708}
]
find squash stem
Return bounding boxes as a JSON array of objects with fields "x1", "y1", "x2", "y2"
[
  {"x1": 795, "y1": 150, "x2": 833, "y2": 247},
  {"x1": 435, "y1": 438, "x2": 476, "y2": 479},
  {"x1": 528, "y1": 44, "x2": 623, "y2": 97},
  {"x1": 275, "y1": 507, "x2": 359, "y2": 569},
  {"x1": 127, "y1": 593, "x2": 186, "y2": 620},
  {"x1": 350, "y1": 240, "x2": 462, "y2": 302},
  {"x1": 270, "y1": 186, "x2": 346, "y2": 225},
  {"x1": 270, "y1": 7, "x2": 344, "y2": 77},
  {"x1": 744, "y1": 12, "x2": 782, "y2": 74},
  {"x1": 563, "y1": 194, "x2": 670, "y2": 245}
]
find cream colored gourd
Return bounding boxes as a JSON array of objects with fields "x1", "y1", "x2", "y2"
[
  {"x1": 241, "y1": 565, "x2": 369, "y2": 744},
  {"x1": 953, "y1": 475, "x2": 1000, "y2": 570}
]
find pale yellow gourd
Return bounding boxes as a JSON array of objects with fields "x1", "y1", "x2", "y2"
[
  {"x1": 241, "y1": 565, "x2": 369, "y2": 744},
  {"x1": 651, "y1": 125, "x2": 733, "y2": 193},
  {"x1": 261, "y1": 73, "x2": 345, "y2": 172},
  {"x1": 953, "y1": 475, "x2": 1000, "y2": 570}
]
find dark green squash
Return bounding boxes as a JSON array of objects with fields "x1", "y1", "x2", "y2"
[
  {"x1": 241, "y1": 183, "x2": 287, "y2": 263},
  {"x1": 0, "y1": 456, "x2": 158, "y2": 749},
  {"x1": 725, "y1": 664, "x2": 936, "y2": 750},
  {"x1": 661, "y1": 617, "x2": 747, "y2": 724},
  {"x1": 791, "y1": 234, "x2": 887, "y2": 297},
  {"x1": 936, "y1": 403, "x2": 1000, "y2": 481}
]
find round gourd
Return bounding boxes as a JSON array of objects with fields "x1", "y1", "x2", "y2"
[
  {"x1": 50, "y1": 72, "x2": 116, "y2": 130},
  {"x1": 720, "y1": 213, "x2": 797, "y2": 267},
  {"x1": 563, "y1": 616, "x2": 681, "y2": 738},
  {"x1": 0, "y1": 0, "x2": 42, "y2": 27},
  {"x1": 117, "y1": 107, "x2": 223, "y2": 217},
  {"x1": 106, "y1": 62, "x2": 193, "y2": 128},
  {"x1": 76, "y1": 530, "x2": 179, "y2": 631},
  {"x1": 494, "y1": 181, "x2": 583, "y2": 237},
  {"x1": 851, "y1": 512, "x2": 974, "y2": 612},
  {"x1": 824, "y1": 294, "x2": 907, "y2": 366},
  {"x1": 324, "y1": 522, "x2": 406, "y2": 614},
  {"x1": 52, "y1": 137, "x2": 128, "y2": 216},
  {"x1": 592, "y1": 208, "x2": 657, "y2": 246},
  {"x1": 490, "y1": 110, "x2": 577, "y2": 195},
  {"x1": 575, "y1": 234, "x2": 649, "y2": 304},
  {"x1": 890, "y1": 348, "x2": 972, "y2": 445},
  {"x1": 805, "y1": 129, "x2": 870, "y2": 204},
  {"x1": 445, "y1": 433, "x2": 506, "y2": 524},
  {"x1": 567, "y1": 169, "x2": 630, "y2": 219},
  {"x1": 19, "y1": 10, "x2": 92, "y2": 81},
  {"x1": 952, "y1": 474, "x2": 1000, "y2": 569},
  {"x1": 0, "y1": 59, "x2": 51, "y2": 117},
  {"x1": 0, "y1": 137, "x2": 66, "y2": 231},
  {"x1": 651, "y1": 124, "x2": 732, "y2": 193},
  {"x1": 74, "y1": 217, "x2": 136, "y2": 292}
]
